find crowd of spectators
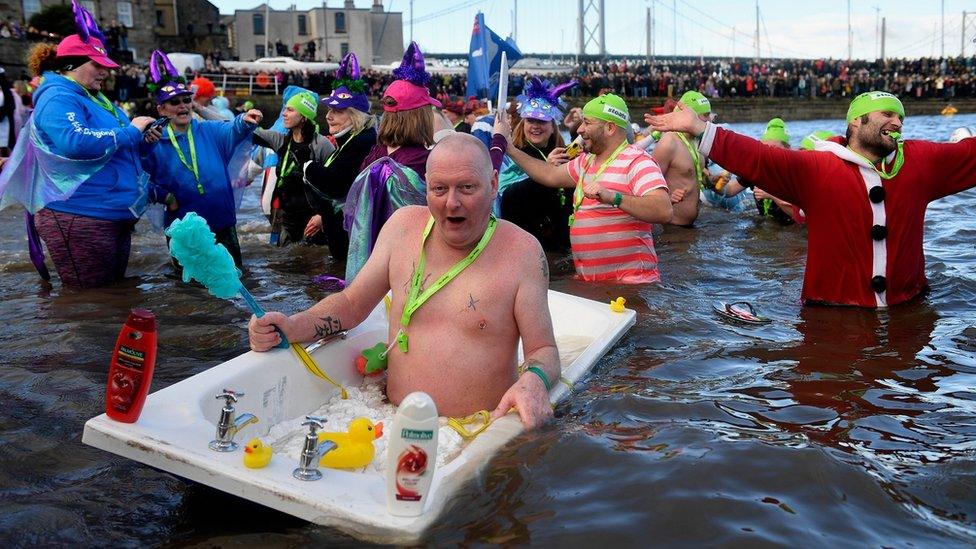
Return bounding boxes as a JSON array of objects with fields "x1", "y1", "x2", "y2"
[
  {"x1": 1, "y1": 16, "x2": 59, "y2": 41},
  {"x1": 5, "y1": 21, "x2": 976, "y2": 106},
  {"x1": 349, "y1": 56, "x2": 976, "y2": 102},
  {"x1": 550, "y1": 56, "x2": 976, "y2": 100}
]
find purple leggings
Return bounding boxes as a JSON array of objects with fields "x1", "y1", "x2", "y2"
[{"x1": 34, "y1": 208, "x2": 135, "y2": 288}]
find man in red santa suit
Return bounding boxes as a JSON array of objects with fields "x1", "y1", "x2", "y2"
[{"x1": 645, "y1": 91, "x2": 976, "y2": 308}]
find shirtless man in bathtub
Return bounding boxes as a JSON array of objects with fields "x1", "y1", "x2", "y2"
[{"x1": 248, "y1": 133, "x2": 560, "y2": 429}]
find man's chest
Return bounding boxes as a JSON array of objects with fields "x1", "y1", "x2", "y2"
[{"x1": 390, "y1": 258, "x2": 514, "y2": 334}]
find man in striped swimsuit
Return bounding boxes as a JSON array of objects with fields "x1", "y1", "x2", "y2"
[{"x1": 496, "y1": 94, "x2": 673, "y2": 283}]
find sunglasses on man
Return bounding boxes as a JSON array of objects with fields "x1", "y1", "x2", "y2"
[{"x1": 166, "y1": 96, "x2": 193, "y2": 107}]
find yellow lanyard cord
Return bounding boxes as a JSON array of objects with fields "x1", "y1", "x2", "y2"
[
  {"x1": 65, "y1": 75, "x2": 124, "y2": 127},
  {"x1": 397, "y1": 215, "x2": 497, "y2": 353},
  {"x1": 280, "y1": 140, "x2": 296, "y2": 178},
  {"x1": 446, "y1": 411, "x2": 493, "y2": 439},
  {"x1": 167, "y1": 125, "x2": 204, "y2": 194},
  {"x1": 324, "y1": 128, "x2": 362, "y2": 168},
  {"x1": 675, "y1": 132, "x2": 706, "y2": 190},
  {"x1": 569, "y1": 140, "x2": 628, "y2": 226},
  {"x1": 291, "y1": 342, "x2": 348, "y2": 399}
]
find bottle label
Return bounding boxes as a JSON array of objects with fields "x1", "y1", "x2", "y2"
[
  {"x1": 401, "y1": 428, "x2": 433, "y2": 441},
  {"x1": 395, "y1": 445, "x2": 428, "y2": 502},
  {"x1": 117, "y1": 343, "x2": 145, "y2": 371},
  {"x1": 109, "y1": 368, "x2": 142, "y2": 412}
]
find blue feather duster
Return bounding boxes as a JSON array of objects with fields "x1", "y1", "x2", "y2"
[{"x1": 165, "y1": 213, "x2": 242, "y2": 299}]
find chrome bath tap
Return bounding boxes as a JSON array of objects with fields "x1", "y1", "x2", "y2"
[
  {"x1": 293, "y1": 416, "x2": 337, "y2": 481},
  {"x1": 209, "y1": 389, "x2": 258, "y2": 452}
]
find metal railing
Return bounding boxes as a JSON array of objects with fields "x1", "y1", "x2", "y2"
[{"x1": 197, "y1": 73, "x2": 281, "y2": 95}]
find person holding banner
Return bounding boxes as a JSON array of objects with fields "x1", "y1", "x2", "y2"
[
  {"x1": 498, "y1": 77, "x2": 577, "y2": 251},
  {"x1": 495, "y1": 94, "x2": 673, "y2": 283}
]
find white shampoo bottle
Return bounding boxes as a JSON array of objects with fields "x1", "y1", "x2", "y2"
[{"x1": 386, "y1": 391, "x2": 439, "y2": 516}]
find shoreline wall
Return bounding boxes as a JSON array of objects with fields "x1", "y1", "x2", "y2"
[
  {"x1": 241, "y1": 95, "x2": 975, "y2": 126},
  {"x1": 603, "y1": 97, "x2": 976, "y2": 123}
]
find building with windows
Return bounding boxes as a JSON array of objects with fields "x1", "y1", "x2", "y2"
[
  {"x1": 153, "y1": 0, "x2": 229, "y2": 59},
  {"x1": 2, "y1": 0, "x2": 224, "y2": 64},
  {"x1": 230, "y1": 1, "x2": 403, "y2": 66},
  {"x1": 10, "y1": 0, "x2": 157, "y2": 62}
]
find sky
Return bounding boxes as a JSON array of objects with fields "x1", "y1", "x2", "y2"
[{"x1": 210, "y1": 0, "x2": 976, "y2": 60}]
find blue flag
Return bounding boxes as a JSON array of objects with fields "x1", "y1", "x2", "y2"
[{"x1": 466, "y1": 13, "x2": 522, "y2": 100}]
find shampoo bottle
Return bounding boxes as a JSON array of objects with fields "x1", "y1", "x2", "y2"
[
  {"x1": 105, "y1": 309, "x2": 157, "y2": 423},
  {"x1": 386, "y1": 391, "x2": 439, "y2": 516}
]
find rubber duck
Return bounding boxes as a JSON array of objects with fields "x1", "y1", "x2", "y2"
[
  {"x1": 610, "y1": 297, "x2": 626, "y2": 313},
  {"x1": 243, "y1": 438, "x2": 273, "y2": 469},
  {"x1": 318, "y1": 417, "x2": 384, "y2": 469}
]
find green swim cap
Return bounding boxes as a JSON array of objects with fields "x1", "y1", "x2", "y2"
[
  {"x1": 582, "y1": 94, "x2": 630, "y2": 129},
  {"x1": 679, "y1": 90, "x2": 711, "y2": 115},
  {"x1": 800, "y1": 130, "x2": 837, "y2": 151},
  {"x1": 846, "y1": 91, "x2": 905, "y2": 123},
  {"x1": 243, "y1": 100, "x2": 254, "y2": 110},
  {"x1": 287, "y1": 91, "x2": 319, "y2": 123},
  {"x1": 762, "y1": 118, "x2": 790, "y2": 145}
]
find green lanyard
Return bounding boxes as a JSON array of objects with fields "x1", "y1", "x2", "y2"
[
  {"x1": 280, "y1": 140, "x2": 296, "y2": 178},
  {"x1": 849, "y1": 139, "x2": 905, "y2": 180},
  {"x1": 675, "y1": 132, "x2": 706, "y2": 190},
  {"x1": 397, "y1": 215, "x2": 498, "y2": 353},
  {"x1": 167, "y1": 125, "x2": 204, "y2": 194},
  {"x1": 324, "y1": 128, "x2": 362, "y2": 168},
  {"x1": 569, "y1": 140, "x2": 628, "y2": 226},
  {"x1": 65, "y1": 75, "x2": 124, "y2": 127}
]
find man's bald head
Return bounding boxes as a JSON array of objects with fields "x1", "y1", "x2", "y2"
[{"x1": 427, "y1": 132, "x2": 494, "y2": 183}]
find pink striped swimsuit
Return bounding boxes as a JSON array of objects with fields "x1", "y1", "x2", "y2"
[{"x1": 565, "y1": 145, "x2": 668, "y2": 283}]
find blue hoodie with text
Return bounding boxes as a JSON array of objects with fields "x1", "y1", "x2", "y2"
[
  {"x1": 32, "y1": 72, "x2": 146, "y2": 221},
  {"x1": 143, "y1": 114, "x2": 256, "y2": 232}
]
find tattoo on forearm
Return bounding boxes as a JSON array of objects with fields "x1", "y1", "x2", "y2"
[
  {"x1": 539, "y1": 251, "x2": 550, "y2": 280},
  {"x1": 313, "y1": 316, "x2": 343, "y2": 338}
]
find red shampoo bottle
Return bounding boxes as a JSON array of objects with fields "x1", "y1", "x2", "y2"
[{"x1": 105, "y1": 309, "x2": 157, "y2": 423}]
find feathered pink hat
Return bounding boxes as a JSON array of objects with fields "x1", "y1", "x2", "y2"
[
  {"x1": 381, "y1": 42, "x2": 442, "y2": 113},
  {"x1": 56, "y1": 0, "x2": 118, "y2": 69}
]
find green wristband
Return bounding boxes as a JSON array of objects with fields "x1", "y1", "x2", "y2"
[
  {"x1": 524, "y1": 365, "x2": 552, "y2": 392},
  {"x1": 612, "y1": 192, "x2": 623, "y2": 207}
]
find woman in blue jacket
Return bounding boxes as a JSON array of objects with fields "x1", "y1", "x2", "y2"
[
  {"x1": 141, "y1": 51, "x2": 263, "y2": 274},
  {"x1": 22, "y1": 31, "x2": 157, "y2": 287}
]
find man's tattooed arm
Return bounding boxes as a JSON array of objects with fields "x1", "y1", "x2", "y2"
[
  {"x1": 539, "y1": 251, "x2": 550, "y2": 280},
  {"x1": 313, "y1": 315, "x2": 343, "y2": 338}
]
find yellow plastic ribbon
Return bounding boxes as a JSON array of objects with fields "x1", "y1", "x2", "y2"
[
  {"x1": 446, "y1": 410, "x2": 492, "y2": 439},
  {"x1": 291, "y1": 343, "x2": 348, "y2": 399}
]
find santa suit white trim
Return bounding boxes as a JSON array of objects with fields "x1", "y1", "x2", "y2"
[{"x1": 805, "y1": 141, "x2": 892, "y2": 308}]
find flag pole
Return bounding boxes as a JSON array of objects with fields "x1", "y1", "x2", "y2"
[{"x1": 496, "y1": 50, "x2": 509, "y2": 116}]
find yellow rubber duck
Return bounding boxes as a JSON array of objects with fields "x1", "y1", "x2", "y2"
[
  {"x1": 610, "y1": 297, "x2": 627, "y2": 313},
  {"x1": 317, "y1": 417, "x2": 384, "y2": 469},
  {"x1": 243, "y1": 438, "x2": 273, "y2": 469}
]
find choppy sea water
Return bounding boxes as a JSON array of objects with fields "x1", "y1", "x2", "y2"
[{"x1": 0, "y1": 114, "x2": 974, "y2": 546}]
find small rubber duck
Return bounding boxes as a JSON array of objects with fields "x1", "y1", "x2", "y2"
[
  {"x1": 243, "y1": 438, "x2": 273, "y2": 469},
  {"x1": 610, "y1": 297, "x2": 626, "y2": 313},
  {"x1": 318, "y1": 417, "x2": 384, "y2": 469}
]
